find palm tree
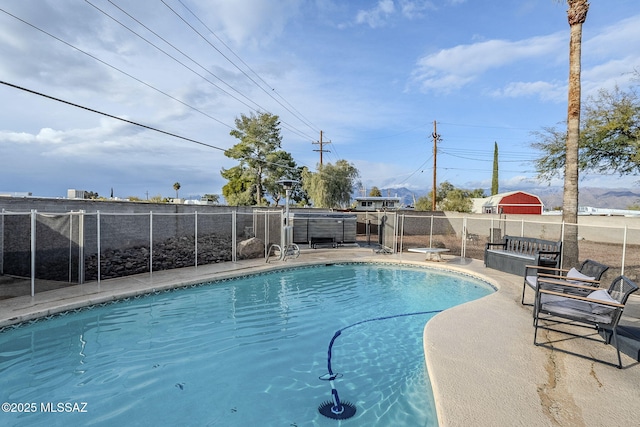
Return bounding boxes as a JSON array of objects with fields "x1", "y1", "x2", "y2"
[
  {"x1": 562, "y1": 0, "x2": 589, "y2": 267},
  {"x1": 173, "y1": 182, "x2": 181, "y2": 199}
]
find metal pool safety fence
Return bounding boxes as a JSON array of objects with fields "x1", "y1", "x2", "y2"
[
  {"x1": 0, "y1": 209, "x2": 283, "y2": 297},
  {"x1": 362, "y1": 210, "x2": 640, "y2": 285},
  {"x1": 1, "y1": 207, "x2": 639, "y2": 299}
]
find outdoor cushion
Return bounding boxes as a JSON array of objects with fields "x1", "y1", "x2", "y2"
[
  {"x1": 547, "y1": 296, "x2": 591, "y2": 312},
  {"x1": 567, "y1": 267, "x2": 595, "y2": 283},
  {"x1": 525, "y1": 275, "x2": 537, "y2": 288},
  {"x1": 588, "y1": 289, "x2": 618, "y2": 314},
  {"x1": 541, "y1": 302, "x2": 614, "y2": 324}
]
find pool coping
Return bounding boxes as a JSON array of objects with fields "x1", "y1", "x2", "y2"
[{"x1": 1, "y1": 247, "x2": 639, "y2": 426}]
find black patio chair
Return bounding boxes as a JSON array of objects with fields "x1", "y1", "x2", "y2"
[
  {"x1": 521, "y1": 259, "x2": 609, "y2": 305},
  {"x1": 533, "y1": 275, "x2": 638, "y2": 369}
]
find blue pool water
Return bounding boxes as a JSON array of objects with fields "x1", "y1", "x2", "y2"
[{"x1": 0, "y1": 263, "x2": 494, "y2": 426}]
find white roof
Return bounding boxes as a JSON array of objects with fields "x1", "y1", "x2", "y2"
[{"x1": 355, "y1": 196, "x2": 401, "y2": 201}]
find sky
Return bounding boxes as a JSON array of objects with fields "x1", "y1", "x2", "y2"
[{"x1": 1, "y1": 0, "x2": 639, "y2": 202}]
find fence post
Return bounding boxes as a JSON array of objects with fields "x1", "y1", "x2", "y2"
[
  {"x1": 560, "y1": 221, "x2": 565, "y2": 269},
  {"x1": 69, "y1": 213, "x2": 73, "y2": 283},
  {"x1": 521, "y1": 218, "x2": 524, "y2": 237},
  {"x1": 97, "y1": 211, "x2": 101, "y2": 285},
  {"x1": 399, "y1": 213, "x2": 405, "y2": 254},
  {"x1": 461, "y1": 216, "x2": 467, "y2": 258},
  {"x1": 264, "y1": 211, "x2": 269, "y2": 259},
  {"x1": 194, "y1": 211, "x2": 198, "y2": 269},
  {"x1": 280, "y1": 209, "x2": 285, "y2": 248},
  {"x1": 0, "y1": 209, "x2": 4, "y2": 275},
  {"x1": 31, "y1": 209, "x2": 36, "y2": 297},
  {"x1": 490, "y1": 217, "x2": 494, "y2": 242},
  {"x1": 621, "y1": 225, "x2": 628, "y2": 276},
  {"x1": 78, "y1": 210, "x2": 85, "y2": 285},
  {"x1": 232, "y1": 210, "x2": 237, "y2": 263},
  {"x1": 391, "y1": 212, "x2": 397, "y2": 253},
  {"x1": 429, "y1": 215, "x2": 434, "y2": 248},
  {"x1": 150, "y1": 211, "x2": 153, "y2": 276}
]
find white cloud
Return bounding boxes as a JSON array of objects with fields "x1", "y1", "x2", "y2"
[
  {"x1": 411, "y1": 14, "x2": 640, "y2": 97},
  {"x1": 411, "y1": 33, "x2": 565, "y2": 93},
  {"x1": 491, "y1": 81, "x2": 566, "y2": 102},
  {"x1": 2, "y1": 131, "x2": 34, "y2": 144},
  {"x1": 356, "y1": 0, "x2": 396, "y2": 28},
  {"x1": 399, "y1": 0, "x2": 436, "y2": 19},
  {"x1": 197, "y1": 0, "x2": 302, "y2": 47},
  {"x1": 584, "y1": 15, "x2": 640, "y2": 60},
  {"x1": 354, "y1": 0, "x2": 436, "y2": 27},
  {"x1": 582, "y1": 56, "x2": 640, "y2": 95}
]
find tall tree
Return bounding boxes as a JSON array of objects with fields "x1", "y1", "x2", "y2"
[
  {"x1": 581, "y1": 85, "x2": 640, "y2": 174},
  {"x1": 263, "y1": 152, "x2": 307, "y2": 206},
  {"x1": 221, "y1": 164, "x2": 258, "y2": 206},
  {"x1": 415, "y1": 195, "x2": 433, "y2": 211},
  {"x1": 491, "y1": 142, "x2": 499, "y2": 195},
  {"x1": 413, "y1": 181, "x2": 484, "y2": 211},
  {"x1": 369, "y1": 186, "x2": 382, "y2": 197},
  {"x1": 222, "y1": 112, "x2": 293, "y2": 206},
  {"x1": 563, "y1": 0, "x2": 589, "y2": 267},
  {"x1": 532, "y1": 84, "x2": 640, "y2": 179},
  {"x1": 301, "y1": 160, "x2": 360, "y2": 208},
  {"x1": 173, "y1": 182, "x2": 181, "y2": 199},
  {"x1": 440, "y1": 189, "x2": 473, "y2": 212}
]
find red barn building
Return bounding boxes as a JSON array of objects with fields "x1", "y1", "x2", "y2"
[{"x1": 472, "y1": 191, "x2": 543, "y2": 215}]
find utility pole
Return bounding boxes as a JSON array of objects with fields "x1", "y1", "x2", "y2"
[
  {"x1": 312, "y1": 130, "x2": 331, "y2": 166},
  {"x1": 431, "y1": 120, "x2": 440, "y2": 211}
]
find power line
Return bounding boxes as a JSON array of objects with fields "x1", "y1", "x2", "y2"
[
  {"x1": 0, "y1": 80, "x2": 227, "y2": 151},
  {"x1": 176, "y1": 0, "x2": 321, "y2": 135},
  {"x1": 94, "y1": 0, "x2": 314, "y2": 143},
  {"x1": 439, "y1": 149, "x2": 537, "y2": 163},
  {"x1": 160, "y1": 0, "x2": 318, "y2": 142},
  {"x1": 0, "y1": 80, "x2": 304, "y2": 172},
  {"x1": 88, "y1": 0, "x2": 262, "y2": 111},
  {"x1": 0, "y1": 6, "x2": 232, "y2": 130},
  {"x1": 2, "y1": 3, "x2": 318, "y2": 146},
  {"x1": 312, "y1": 131, "x2": 331, "y2": 166},
  {"x1": 437, "y1": 121, "x2": 538, "y2": 132}
]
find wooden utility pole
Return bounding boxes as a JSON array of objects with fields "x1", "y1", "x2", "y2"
[
  {"x1": 431, "y1": 121, "x2": 440, "y2": 211},
  {"x1": 312, "y1": 130, "x2": 331, "y2": 166}
]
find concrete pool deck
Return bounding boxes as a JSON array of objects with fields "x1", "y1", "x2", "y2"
[{"x1": 1, "y1": 246, "x2": 639, "y2": 426}]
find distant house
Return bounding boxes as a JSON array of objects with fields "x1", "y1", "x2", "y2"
[
  {"x1": 471, "y1": 191, "x2": 543, "y2": 215},
  {"x1": 354, "y1": 196, "x2": 401, "y2": 211},
  {"x1": 67, "y1": 189, "x2": 86, "y2": 199}
]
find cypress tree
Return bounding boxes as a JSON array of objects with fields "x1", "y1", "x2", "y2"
[{"x1": 491, "y1": 142, "x2": 499, "y2": 195}]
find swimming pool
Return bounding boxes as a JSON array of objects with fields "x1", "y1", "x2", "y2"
[{"x1": 0, "y1": 263, "x2": 494, "y2": 426}]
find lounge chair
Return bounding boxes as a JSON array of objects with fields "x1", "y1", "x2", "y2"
[
  {"x1": 521, "y1": 259, "x2": 609, "y2": 305},
  {"x1": 533, "y1": 275, "x2": 638, "y2": 368}
]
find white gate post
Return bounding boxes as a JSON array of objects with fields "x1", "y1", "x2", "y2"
[{"x1": 78, "y1": 210, "x2": 85, "y2": 284}]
